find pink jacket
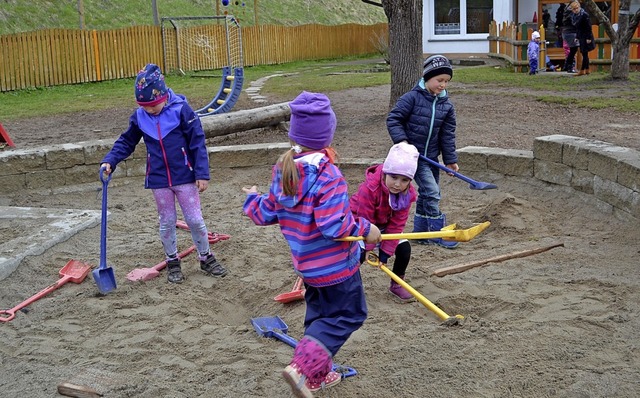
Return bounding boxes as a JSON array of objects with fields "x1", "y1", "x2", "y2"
[{"x1": 349, "y1": 164, "x2": 417, "y2": 256}]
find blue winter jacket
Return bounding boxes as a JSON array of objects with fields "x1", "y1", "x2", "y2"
[
  {"x1": 386, "y1": 79, "x2": 458, "y2": 165},
  {"x1": 101, "y1": 89, "x2": 210, "y2": 189}
]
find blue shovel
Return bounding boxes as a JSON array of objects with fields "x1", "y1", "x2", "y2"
[
  {"x1": 251, "y1": 316, "x2": 358, "y2": 378},
  {"x1": 419, "y1": 154, "x2": 497, "y2": 190},
  {"x1": 92, "y1": 167, "x2": 117, "y2": 294}
]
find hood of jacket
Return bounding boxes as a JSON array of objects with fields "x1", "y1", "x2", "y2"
[
  {"x1": 135, "y1": 89, "x2": 186, "y2": 139},
  {"x1": 272, "y1": 151, "x2": 328, "y2": 208}
]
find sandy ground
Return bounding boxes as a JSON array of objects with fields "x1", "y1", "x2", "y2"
[{"x1": 1, "y1": 71, "x2": 640, "y2": 397}]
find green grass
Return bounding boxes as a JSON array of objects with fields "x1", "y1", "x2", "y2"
[
  {"x1": 0, "y1": 0, "x2": 387, "y2": 35},
  {"x1": 2, "y1": 56, "x2": 639, "y2": 121}
]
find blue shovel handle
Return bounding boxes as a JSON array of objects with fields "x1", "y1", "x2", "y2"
[{"x1": 99, "y1": 167, "x2": 112, "y2": 270}]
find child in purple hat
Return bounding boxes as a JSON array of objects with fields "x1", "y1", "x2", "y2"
[
  {"x1": 242, "y1": 91, "x2": 381, "y2": 397},
  {"x1": 100, "y1": 63, "x2": 227, "y2": 284},
  {"x1": 350, "y1": 142, "x2": 419, "y2": 302}
]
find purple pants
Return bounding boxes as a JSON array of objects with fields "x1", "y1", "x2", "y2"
[{"x1": 152, "y1": 183, "x2": 211, "y2": 260}]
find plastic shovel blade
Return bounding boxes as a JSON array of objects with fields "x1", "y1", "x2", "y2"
[
  {"x1": 274, "y1": 277, "x2": 305, "y2": 303},
  {"x1": 92, "y1": 264, "x2": 117, "y2": 294},
  {"x1": 125, "y1": 268, "x2": 160, "y2": 282}
]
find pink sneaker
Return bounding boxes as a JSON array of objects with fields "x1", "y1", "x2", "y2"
[
  {"x1": 282, "y1": 365, "x2": 313, "y2": 398},
  {"x1": 282, "y1": 365, "x2": 341, "y2": 397},
  {"x1": 307, "y1": 370, "x2": 341, "y2": 392},
  {"x1": 389, "y1": 278, "x2": 414, "y2": 302}
]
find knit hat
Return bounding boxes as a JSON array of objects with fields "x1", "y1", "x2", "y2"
[
  {"x1": 423, "y1": 55, "x2": 453, "y2": 82},
  {"x1": 532, "y1": 31, "x2": 541, "y2": 40},
  {"x1": 288, "y1": 91, "x2": 337, "y2": 150},
  {"x1": 135, "y1": 63, "x2": 168, "y2": 106},
  {"x1": 382, "y1": 142, "x2": 419, "y2": 179}
]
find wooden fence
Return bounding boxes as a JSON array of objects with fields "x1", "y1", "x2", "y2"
[
  {"x1": 0, "y1": 23, "x2": 388, "y2": 92},
  {"x1": 488, "y1": 21, "x2": 640, "y2": 73}
]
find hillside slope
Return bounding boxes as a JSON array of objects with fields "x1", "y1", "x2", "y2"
[{"x1": 0, "y1": 0, "x2": 386, "y2": 35}]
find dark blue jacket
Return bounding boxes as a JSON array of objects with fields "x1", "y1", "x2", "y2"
[
  {"x1": 102, "y1": 89, "x2": 210, "y2": 189},
  {"x1": 386, "y1": 79, "x2": 458, "y2": 165}
]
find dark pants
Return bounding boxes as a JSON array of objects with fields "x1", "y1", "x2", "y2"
[
  {"x1": 566, "y1": 46, "x2": 578, "y2": 71},
  {"x1": 579, "y1": 48, "x2": 590, "y2": 70},
  {"x1": 303, "y1": 270, "x2": 368, "y2": 356},
  {"x1": 391, "y1": 240, "x2": 411, "y2": 276}
]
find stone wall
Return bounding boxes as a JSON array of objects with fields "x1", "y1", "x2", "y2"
[{"x1": 1, "y1": 135, "x2": 639, "y2": 220}]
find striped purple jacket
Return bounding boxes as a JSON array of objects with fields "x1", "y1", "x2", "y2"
[{"x1": 243, "y1": 151, "x2": 371, "y2": 287}]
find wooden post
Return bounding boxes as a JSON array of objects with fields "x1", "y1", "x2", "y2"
[{"x1": 77, "y1": 0, "x2": 86, "y2": 30}]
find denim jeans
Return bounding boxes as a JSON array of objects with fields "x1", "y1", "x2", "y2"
[{"x1": 413, "y1": 161, "x2": 441, "y2": 217}]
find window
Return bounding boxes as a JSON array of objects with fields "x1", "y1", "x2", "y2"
[
  {"x1": 434, "y1": 0, "x2": 492, "y2": 35},
  {"x1": 467, "y1": 0, "x2": 492, "y2": 34}
]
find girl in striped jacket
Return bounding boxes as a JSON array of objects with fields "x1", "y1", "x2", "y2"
[{"x1": 243, "y1": 91, "x2": 381, "y2": 397}]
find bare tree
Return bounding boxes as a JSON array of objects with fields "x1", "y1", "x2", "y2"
[
  {"x1": 582, "y1": 0, "x2": 640, "y2": 79},
  {"x1": 380, "y1": 0, "x2": 423, "y2": 109}
]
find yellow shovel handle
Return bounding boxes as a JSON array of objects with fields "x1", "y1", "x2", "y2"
[
  {"x1": 367, "y1": 253, "x2": 464, "y2": 322},
  {"x1": 339, "y1": 221, "x2": 490, "y2": 243}
]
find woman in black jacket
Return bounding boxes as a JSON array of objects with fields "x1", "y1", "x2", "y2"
[{"x1": 571, "y1": 1, "x2": 596, "y2": 75}]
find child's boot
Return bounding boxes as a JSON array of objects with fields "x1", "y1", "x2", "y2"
[
  {"x1": 426, "y1": 214, "x2": 459, "y2": 249},
  {"x1": 200, "y1": 253, "x2": 227, "y2": 277},
  {"x1": 413, "y1": 214, "x2": 431, "y2": 245},
  {"x1": 389, "y1": 276, "x2": 414, "y2": 302},
  {"x1": 167, "y1": 258, "x2": 184, "y2": 283}
]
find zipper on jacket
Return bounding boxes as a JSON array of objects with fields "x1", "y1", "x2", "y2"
[
  {"x1": 181, "y1": 147, "x2": 193, "y2": 171},
  {"x1": 156, "y1": 121, "x2": 173, "y2": 186}
]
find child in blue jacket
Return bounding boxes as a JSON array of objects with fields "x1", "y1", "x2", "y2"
[
  {"x1": 528, "y1": 31, "x2": 541, "y2": 75},
  {"x1": 100, "y1": 63, "x2": 226, "y2": 283},
  {"x1": 387, "y1": 55, "x2": 459, "y2": 249}
]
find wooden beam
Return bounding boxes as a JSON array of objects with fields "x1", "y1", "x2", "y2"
[
  {"x1": 432, "y1": 242, "x2": 565, "y2": 277},
  {"x1": 200, "y1": 102, "x2": 291, "y2": 139}
]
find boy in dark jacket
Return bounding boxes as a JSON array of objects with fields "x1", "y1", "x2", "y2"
[{"x1": 386, "y1": 55, "x2": 459, "y2": 249}]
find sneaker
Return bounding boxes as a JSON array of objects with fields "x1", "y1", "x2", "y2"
[
  {"x1": 282, "y1": 365, "x2": 341, "y2": 397},
  {"x1": 167, "y1": 259, "x2": 184, "y2": 284},
  {"x1": 200, "y1": 254, "x2": 227, "y2": 277},
  {"x1": 282, "y1": 365, "x2": 313, "y2": 398},
  {"x1": 389, "y1": 280, "x2": 414, "y2": 302},
  {"x1": 306, "y1": 370, "x2": 341, "y2": 392}
]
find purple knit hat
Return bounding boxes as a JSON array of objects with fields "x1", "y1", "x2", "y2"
[
  {"x1": 135, "y1": 63, "x2": 168, "y2": 106},
  {"x1": 382, "y1": 142, "x2": 419, "y2": 179},
  {"x1": 288, "y1": 91, "x2": 337, "y2": 150}
]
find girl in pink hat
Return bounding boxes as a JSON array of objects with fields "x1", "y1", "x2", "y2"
[{"x1": 350, "y1": 142, "x2": 419, "y2": 302}]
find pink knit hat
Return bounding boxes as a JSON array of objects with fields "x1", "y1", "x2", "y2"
[{"x1": 382, "y1": 142, "x2": 419, "y2": 179}]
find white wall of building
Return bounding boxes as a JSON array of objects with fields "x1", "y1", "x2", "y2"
[{"x1": 422, "y1": 0, "x2": 514, "y2": 54}]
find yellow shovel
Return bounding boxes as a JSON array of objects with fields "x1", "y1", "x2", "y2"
[
  {"x1": 366, "y1": 252, "x2": 464, "y2": 326},
  {"x1": 338, "y1": 221, "x2": 491, "y2": 243}
]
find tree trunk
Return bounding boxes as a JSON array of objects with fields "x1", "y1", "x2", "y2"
[
  {"x1": 582, "y1": 0, "x2": 640, "y2": 80},
  {"x1": 199, "y1": 102, "x2": 291, "y2": 139},
  {"x1": 381, "y1": 0, "x2": 423, "y2": 109}
]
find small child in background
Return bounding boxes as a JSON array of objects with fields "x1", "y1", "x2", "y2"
[
  {"x1": 242, "y1": 91, "x2": 381, "y2": 397},
  {"x1": 349, "y1": 142, "x2": 418, "y2": 302},
  {"x1": 528, "y1": 31, "x2": 541, "y2": 75},
  {"x1": 100, "y1": 63, "x2": 227, "y2": 284}
]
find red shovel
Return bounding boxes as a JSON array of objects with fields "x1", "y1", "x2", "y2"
[
  {"x1": 126, "y1": 220, "x2": 230, "y2": 282},
  {"x1": 0, "y1": 260, "x2": 92, "y2": 322},
  {"x1": 274, "y1": 277, "x2": 305, "y2": 303}
]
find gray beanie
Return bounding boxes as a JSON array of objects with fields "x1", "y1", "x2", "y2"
[{"x1": 423, "y1": 55, "x2": 453, "y2": 81}]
